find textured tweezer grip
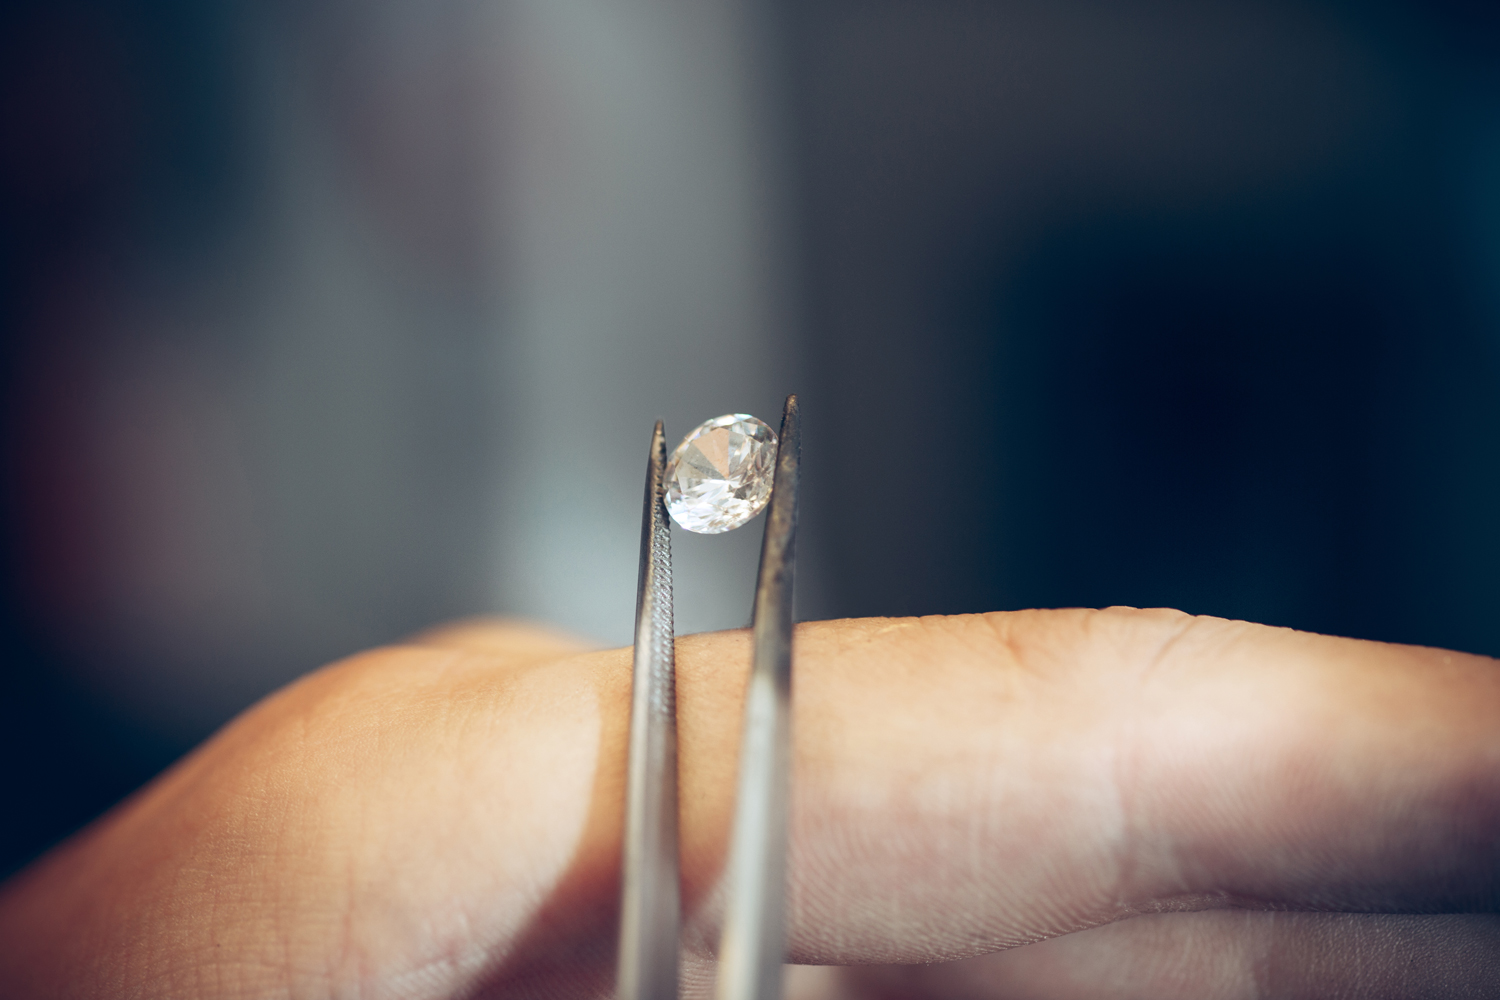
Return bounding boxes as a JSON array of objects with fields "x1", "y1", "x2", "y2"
[{"x1": 617, "y1": 421, "x2": 680, "y2": 1000}]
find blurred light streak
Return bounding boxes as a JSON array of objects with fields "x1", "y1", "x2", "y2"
[{"x1": 488, "y1": 0, "x2": 801, "y2": 644}]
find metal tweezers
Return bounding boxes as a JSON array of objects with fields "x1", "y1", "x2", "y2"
[{"x1": 617, "y1": 395, "x2": 800, "y2": 1000}]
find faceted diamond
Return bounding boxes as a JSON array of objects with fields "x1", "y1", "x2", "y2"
[{"x1": 665, "y1": 414, "x2": 778, "y2": 534}]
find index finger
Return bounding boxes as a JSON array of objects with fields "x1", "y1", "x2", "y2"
[
  {"x1": 672, "y1": 609, "x2": 1500, "y2": 966},
  {"x1": 2, "y1": 608, "x2": 1494, "y2": 999}
]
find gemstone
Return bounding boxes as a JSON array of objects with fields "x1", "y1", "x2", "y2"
[{"x1": 665, "y1": 414, "x2": 778, "y2": 534}]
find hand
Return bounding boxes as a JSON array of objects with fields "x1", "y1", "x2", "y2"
[{"x1": 1, "y1": 609, "x2": 1496, "y2": 998}]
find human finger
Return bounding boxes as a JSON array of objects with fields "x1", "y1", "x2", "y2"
[
  {"x1": 671, "y1": 610, "x2": 1500, "y2": 967},
  {"x1": 1, "y1": 609, "x2": 1495, "y2": 999},
  {"x1": 0, "y1": 638, "x2": 632, "y2": 999}
]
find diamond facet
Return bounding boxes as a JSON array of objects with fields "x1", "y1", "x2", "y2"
[{"x1": 665, "y1": 414, "x2": 778, "y2": 534}]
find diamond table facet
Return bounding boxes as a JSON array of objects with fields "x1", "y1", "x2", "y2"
[{"x1": 665, "y1": 414, "x2": 778, "y2": 534}]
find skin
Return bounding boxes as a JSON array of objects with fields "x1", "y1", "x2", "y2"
[{"x1": 0, "y1": 608, "x2": 1496, "y2": 999}]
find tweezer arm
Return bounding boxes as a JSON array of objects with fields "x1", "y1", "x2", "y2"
[
  {"x1": 717, "y1": 394, "x2": 801, "y2": 1000},
  {"x1": 618, "y1": 420, "x2": 680, "y2": 1000}
]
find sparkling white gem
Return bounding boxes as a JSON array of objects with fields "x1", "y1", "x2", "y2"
[{"x1": 665, "y1": 414, "x2": 777, "y2": 533}]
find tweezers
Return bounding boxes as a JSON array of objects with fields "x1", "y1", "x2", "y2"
[{"x1": 617, "y1": 394, "x2": 801, "y2": 1000}]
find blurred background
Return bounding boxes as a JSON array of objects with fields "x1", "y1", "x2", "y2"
[{"x1": 2, "y1": 0, "x2": 1498, "y2": 877}]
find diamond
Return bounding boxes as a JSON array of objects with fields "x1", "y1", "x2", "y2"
[{"x1": 665, "y1": 414, "x2": 778, "y2": 534}]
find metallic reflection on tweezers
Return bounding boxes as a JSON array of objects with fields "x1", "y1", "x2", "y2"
[
  {"x1": 616, "y1": 395, "x2": 801, "y2": 1000},
  {"x1": 617, "y1": 419, "x2": 680, "y2": 1000}
]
